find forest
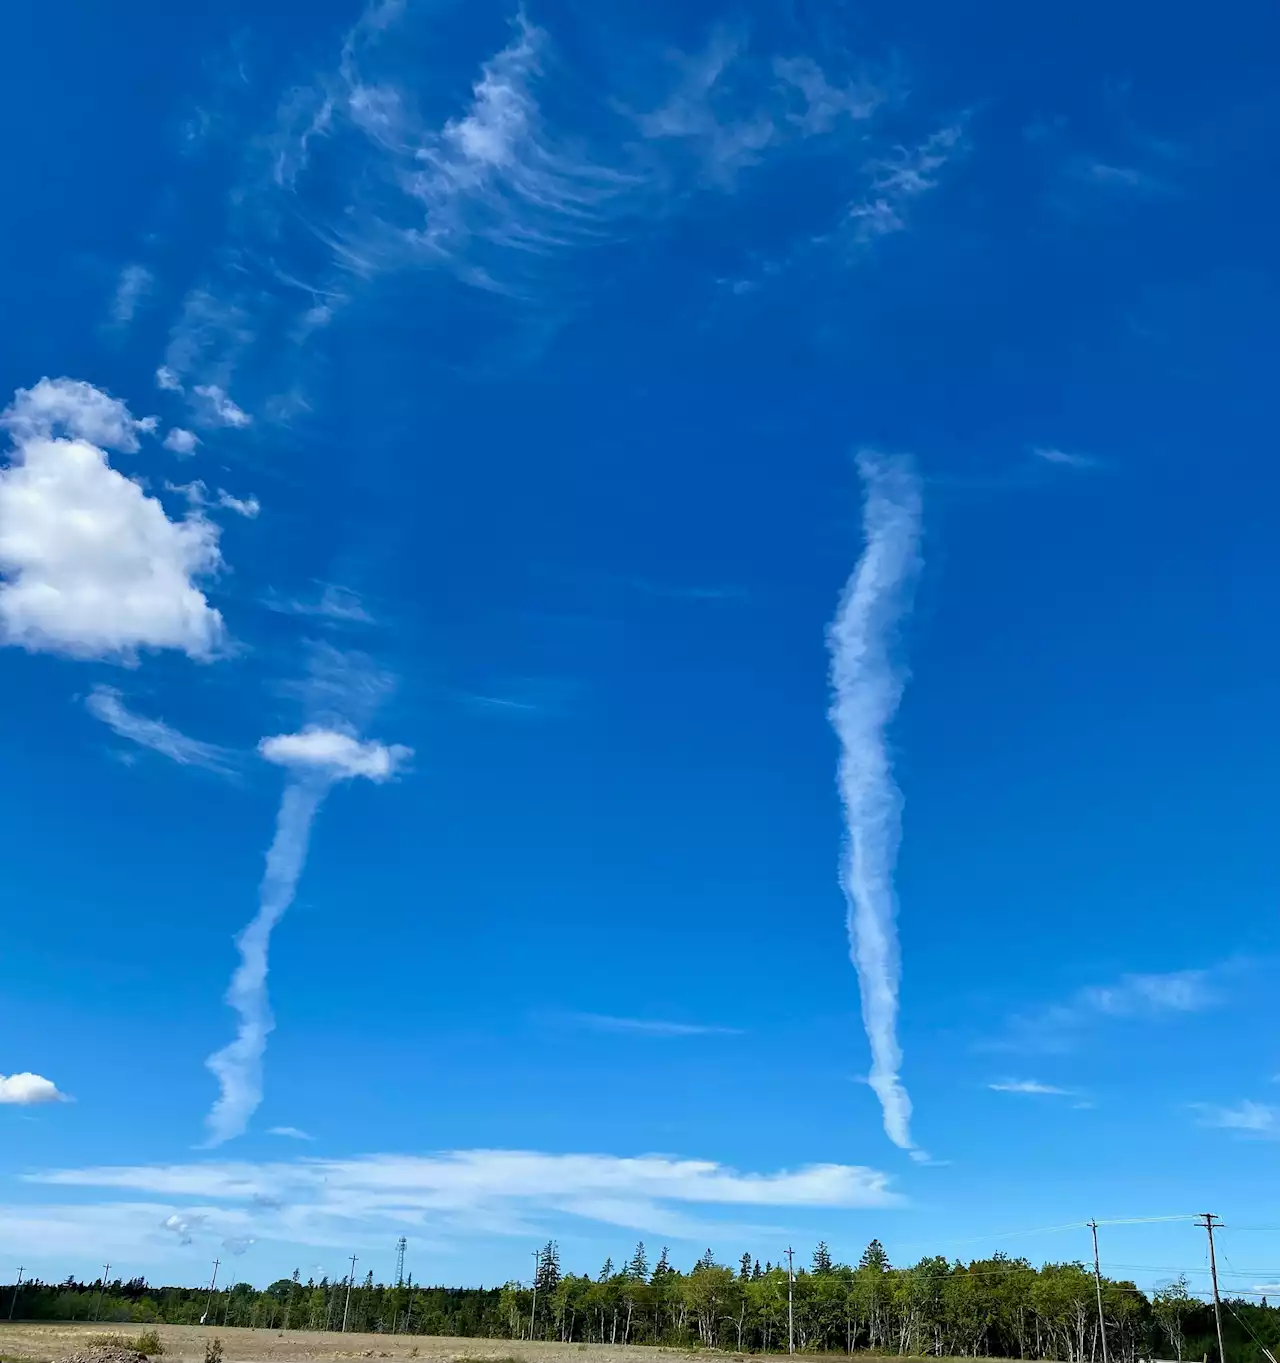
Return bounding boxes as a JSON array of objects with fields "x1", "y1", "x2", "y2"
[{"x1": 7, "y1": 1240, "x2": 1280, "y2": 1363}]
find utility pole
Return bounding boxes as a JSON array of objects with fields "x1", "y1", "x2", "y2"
[
  {"x1": 786, "y1": 1247, "x2": 795, "y2": 1356},
  {"x1": 8, "y1": 1267, "x2": 23, "y2": 1321},
  {"x1": 1087, "y1": 1222, "x2": 1109, "y2": 1363},
  {"x1": 1198, "y1": 1215, "x2": 1227, "y2": 1363},
  {"x1": 530, "y1": 1249, "x2": 540, "y2": 1342},
  {"x1": 200, "y1": 1259, "x2": 220, "y2": 1325},
  {"x1": 94, "y1": 1264, "x2": 111, "y2": 1321},
  {"x1": 342, "y1": 1256, "x2": 358, "y2": 1333}
]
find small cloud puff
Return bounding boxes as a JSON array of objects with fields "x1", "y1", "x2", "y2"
[
  {"x1": 259, "y1": 726, "x2": 411, "y2": 782},
  {"x1": 164, "y1": 428, "x2": 200, "y2": 455},
  {"x1": 0, "y1": 1072, "x2": 69, "y2": 1105}
]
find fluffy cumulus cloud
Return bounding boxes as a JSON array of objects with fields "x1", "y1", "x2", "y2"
[
  {"x1": 0, "y1": 379, "x2": 225, "y2": 660},
  {"x1": 163, "y1": 428, "x2": 200, "y2": 455},
  {"x1": 259, "y1": 727, "x2": 411, "y2": 781},
  {"x1": 0, "y1": 1072, "x2": 68, "y2": 1105}
]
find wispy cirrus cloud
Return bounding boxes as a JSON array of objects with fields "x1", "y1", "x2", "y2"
[
  {"x1": 998, "y1": 968, "x2": 1220, "y2": 1052},
  {"x1": 86, "y1": 686, "x2": 235, "y2": 774},
  {"x1": 565, "y1": 1013, "x2": 743, "y2": 1038},
  {"x1": 988, "y1": 1079, "x2": 1075, "y2": 1097},
  {"x1": 637, "y1": 31, "x2": 887, "y2": 187},
  {"x1": 1032, "y1": 446, "x2": 1101, "y2": 470},
  {"x1": 25, "y1": 1148, "x2": 901, "y2": 1254},
  {"x1": 263, "y1": 583, "x2": 373, "y2": 624},
  {"x1": 1193, "y1": 1100, "x2": 1279, "y2": 1137},
  {"x1": 109, "y1": 265, "x2": 154, "y2": 327},
  {"x1": 268, "y1": 1126, "x2": 314, "y2": 1141},
  {"x1": 846, "y1": 124, "x2": 965, "y2": 244}
]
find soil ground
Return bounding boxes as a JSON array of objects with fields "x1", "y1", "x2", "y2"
[{"x1": 0, "y1": 1324, "x2": 724, "y2": 1363}]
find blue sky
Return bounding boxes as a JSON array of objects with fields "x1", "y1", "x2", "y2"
[{"x1": 3, "y1": 0, "x2": 1280, "y2": 1302}]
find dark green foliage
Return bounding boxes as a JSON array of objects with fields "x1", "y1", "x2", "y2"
[{"x1": 5, "y1": 1253, "x2": 1277, "y2": 1362}]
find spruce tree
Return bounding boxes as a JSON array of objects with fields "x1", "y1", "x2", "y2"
[
  {"x1": 739, "y1": 1252, "x2": 752, "y2": 1282},
  {"x1": 627, "y1": 1242, "x2": 649, "y2": 1280},
  {"x1": 812, "y1": 1242, "x2": 834, "y2": 1275}
]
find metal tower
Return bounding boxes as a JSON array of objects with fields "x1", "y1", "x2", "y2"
[{"x1": 395, "y1": 1237, "x2": 407, "y2": 1287}]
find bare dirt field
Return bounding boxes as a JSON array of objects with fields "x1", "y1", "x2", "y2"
[{"x1": 0, "y1": 1324, "x2": 721, "y2": 1363}]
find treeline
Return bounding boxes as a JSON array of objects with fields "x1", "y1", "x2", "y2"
[{"x1": 7, "y1": 1239, "x2": 1280, "y2": 1363}]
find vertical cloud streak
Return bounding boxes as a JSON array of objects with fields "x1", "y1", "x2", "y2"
[
  {"x1": 204, "y1": 778, "x2": 328, "y2": 1146},
  {"x1": 828, "y1": 451, "x2": 923, "y2": 1155},
  {"x1": 204, "y1": 727, "x2": 410, "y2": 1145}
]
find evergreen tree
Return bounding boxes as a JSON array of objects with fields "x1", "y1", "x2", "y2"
[
  {"x1": 752, "y1": 1260, "x2": 763, "y2": 1280},
  {"x1": 859, "y1": 1239, "x2": 890, "y2": 1272},
  {"x1": 812, "y1": 1241, "x2": 834, "y2": 1274},
  {"x1": 651, "y1": 1247, "x2": 672, "y2": 1283},
  {"x1": 627, "y1": 1242, "x2": 649, "y2": 1280},
  {"x1": 536, "y1": 1242, "x2": 562, "y2": 1295},
  {"x1": 598, "y1": 1257, "x2": 614, "y2": 1283},
  {"x1": 739, "y1": 1253, "x2": 752, "y2": 1282},
  {"x1": 694, "y1": 1248, "x2": 716, "y2": 1273}
]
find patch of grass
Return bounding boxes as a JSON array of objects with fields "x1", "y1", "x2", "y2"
[
  {"x1": 454, "y1": 1356, "x2": 528, "y2": 1363},
  {"x1": 85, "y1": 1331, "x2": 164, "y2": 1357}
]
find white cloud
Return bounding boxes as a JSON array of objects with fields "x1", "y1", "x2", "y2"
[
  {"x1": 29, "y1": 1150, "x2": 901, "y2": 1244},
  {"x1": 0, "y1": 1073, "x2": 69, "y2": 1105},
  {"x1": 155, "y1": 366, "x2": 184, "y2": 393},
  {"x1": 110, "y1": 265, "x2": 154, "y2": 326},
  {"x1": 205, "y1": 782, "x2": 330, "y2": 1146},
  {"x1": 166, "y1": 480, "x2": 259, "y2": 520},
  {"x1": 164, "y1": 428, "x2": 200, "y2": 455},
  {"x1": 216, "y1": 490, "x2": 260, "y2": 519},
  {"x1": 1195, "y1": 1101, "x2": 1279, "y2": 1136},
  {"x1": 268, "y1": 1127, "x2": 314, "y2": 1141},
  {"x1": 205, "y1": 723, "x2": 412, "y2": 1144},
  {"x1": 1032, "y1": 446, "x2": 1099, "y2": 469},
  {"x1": 3, "y1": 376, "x2": 148, "y2": 452},
  {"x1": 193, "y1": 385, "x2": 252, "y2": 429},
  {"x1": 161, "y1": 1211, "x2": 206, "y2": 1245},
  {"x1": 989, "y1": 1079, "x2": 1074, "y2": 1096},
  {"x1": 1078, "y1": 970, "x2": 1214, "y2": 1017},
  {"x1": 569, "y1": 1014, "x2": 743, "y2": 1038},
  {"x1": 1003, "y1": 968, "x2": 1219, "y2": 1051},
  {"x1": 264, "y1": 583, "x2": 372, "y2": 624},
  {"x1": 259, "y1": 727, "x2": 410, "y2": 782},
  {"x1": 85, "y1": 686, "x2": 234, "y2": 773},
  {"x1": 0, "y1": 379, "x2": 225, "y2": 661},
  {"x1": 638, "y1": 35, "x2": 883, "y2": 185},
  {"x1": 846, "y1": 125, "x2": 964, "y2": 243},
  {"x1": 828, "y1": 451, "x2": 923, "y2": 1157}
]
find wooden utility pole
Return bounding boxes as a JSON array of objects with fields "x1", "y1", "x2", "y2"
[
  {"x1": 201, "y1": 1258, "x2": 220, "y2": 1325},
  {"x1": 1088, "y1": 1222, "x2": 1109, "y2": 1363},
  {"x1": 8, "y1": 1267, "x2": 23, "y2": 1321},
  {"x1": 530, "y1": 1249, "x2": 540, "y2": 1341},
  {"x1": 342, "y1": 1256, "x2": 358, "y2": 1333},
  {"x1": 1198, "y1": 1214, "x2": 1227, "y2": 1363},
  {"x1": 786, "y1": 1247, "x2": 795, "y2": 1356},
  {"x1": 94, "y1": 1264, "x2": 111, "y2": 1321}
]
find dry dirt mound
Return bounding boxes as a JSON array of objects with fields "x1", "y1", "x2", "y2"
[{"x1": 58, "y1": 1348, "x2": 150, "y2": 1363}]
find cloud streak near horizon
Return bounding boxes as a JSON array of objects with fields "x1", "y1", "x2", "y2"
[
  {"x1": 828, "y1": 451, "x2": 923, "y2": 1156},
  {"x1": 203, "y1": 727, "x2": 410, "y2": 1146}
]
